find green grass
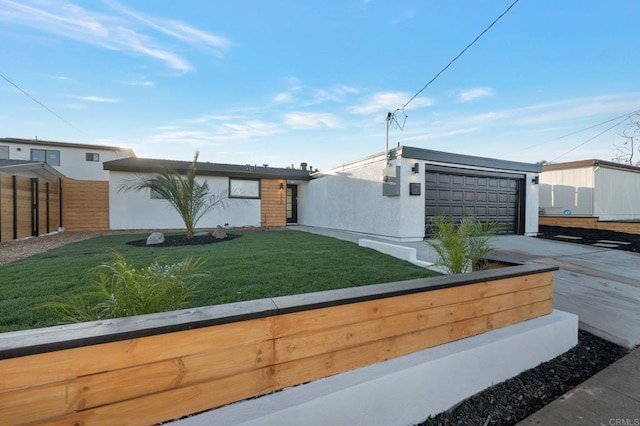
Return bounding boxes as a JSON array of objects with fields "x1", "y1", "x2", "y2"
[{"x1": 0, "y1": 230, "x2": 439, "y2": 332}]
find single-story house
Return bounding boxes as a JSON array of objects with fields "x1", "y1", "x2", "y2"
[
  {"x1": 104, "y1": 146, "x2": 542, "y2": 240},
  {"x1": 540, "y1": 159, "x2": 640, "y2": 221},
  {"x1": 0, "y1": 138, "x2": 135, "y2": 181},
  {"x1": 104, "y1": 158, "x2": 312, "y2": 230}
]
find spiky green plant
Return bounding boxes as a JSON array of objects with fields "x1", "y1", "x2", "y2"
[
  {"x1": 427, "y1": 215, "x2": 500, "y2": 274},
  {"x1": 120, "y1": 151, "x2": 226, "y2": 238},
  {"x1": 41, "y1": 250, "x2": 207, "y2": 322}
]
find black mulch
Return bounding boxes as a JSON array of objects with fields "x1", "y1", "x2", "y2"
[
  {"x1": 537, "y1": 225, "x2": 640, "y2": 252},
  {"x1": 126, "y1": 233, "x2": 241, "y2": 247},
  {"x1": 417, "y1": 331, "x2": 628, "y2": 426}
]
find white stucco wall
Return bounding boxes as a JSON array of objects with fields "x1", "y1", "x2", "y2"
[
  {"x1": 109, "y1": 171, "x2": 261, "y2": 230},
  {"x1": 539, "y1": 167, "x2": 595, "y2": 216},
  {"x1": 298, "y1": 154, "x2": 425, "y2": 241},
  {"x1": 2, "y1": 141, "x2": 133, "y2": 180}
]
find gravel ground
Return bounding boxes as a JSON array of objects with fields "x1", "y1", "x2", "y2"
[
  {"x1": 0, "y1": 231, "x2": 110, "y2": 265},
  {"x1": 538, "y1": 225, "x2": 640, "y2": 252},
  {"x1": 418, "y1": 330, "x2": 628, "y2": 426}
]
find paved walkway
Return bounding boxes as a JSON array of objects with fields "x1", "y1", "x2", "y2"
[{"x1": 291, "y1": 226, "x2": 640, "y2": 425}]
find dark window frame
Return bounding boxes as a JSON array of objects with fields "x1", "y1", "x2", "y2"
[
  {"x1": 31, "y1": 149, "x2": 60, "y2": 166},
  {"x1": 229, "y1": 178, "x2": 261, "y2": 199},
  {"x1": 86, "y1": 152, "x2": 100, "y2": 162}
]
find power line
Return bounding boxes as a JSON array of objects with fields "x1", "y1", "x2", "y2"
[
  {"x1": 551, "y1": 114, "x2": 634, "y2": 162},
  {"x1": 0, "y1": 71, "x2": 82, "y2": 133},
  {"x1": 395, "y1": 0, "x2": 520, "y2": 115},
  {"x1": 520, "y1": 108, "x2": 640, "y2": 151}
]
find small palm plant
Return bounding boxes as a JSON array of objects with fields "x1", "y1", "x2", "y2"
[
  {"x1": 41, "y1": 250, "x2": 207, "y2": 322},
  {"x1": 120, "y1": 151, "x2": 226, "y2": 239},
  {"x1": 427, "y1": 215, "x2": 500, "y2": 274}
]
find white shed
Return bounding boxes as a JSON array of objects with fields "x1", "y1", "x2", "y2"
[{"x1": 540, "y1": 159, "x2": 640, "y2": 221}]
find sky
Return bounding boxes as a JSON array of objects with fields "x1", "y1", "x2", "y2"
[{"x1": 1, "y1": 0, "x2": 639, "y2": 170}]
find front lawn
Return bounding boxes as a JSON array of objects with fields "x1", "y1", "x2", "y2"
[{"x1": 0, "y1": 229, "x2": 438, "y2": 332}]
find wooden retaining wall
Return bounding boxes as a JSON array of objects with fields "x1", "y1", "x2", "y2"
[
  {"x1": 539, "y1": 216, "x2": 640, "y2": 235},
  {"x1": 0, "y1": 263, "x2": 555, "y2": 425},
  {"x1": 260, "y1": 178, "x2": 286, "y2": 228},
  {"x1": 61, "y1": 178, "x2": 109, "y2": 231},
  {"x1": 0, "y1": 172, "x2": 60, "y2": 242}
]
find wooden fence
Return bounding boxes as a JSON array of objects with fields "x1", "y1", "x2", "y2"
[
  {"x1": 539, "y1": 216, "x2": 640, "y2": 235},
  {"x1": 0, "y1": 173, "x2": 61, "y2": 242},
  {"x1": 60, "y1": 178, "x2": 109, "y2": 231},
  {"x1": 0, "y1": 174, "x2": 109, "y2": 241},
  {"x1": 0, "y1": 263, "x2": 556, "y2": 425}
]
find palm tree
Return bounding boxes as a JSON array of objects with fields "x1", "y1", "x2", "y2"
[{"x1": 120, "y1": 152, "x2": 226, "y2": 239}]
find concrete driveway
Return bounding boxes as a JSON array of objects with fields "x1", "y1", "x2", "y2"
[{"x1": 490, "y1": 236, "x2": 640, "y2": 349}]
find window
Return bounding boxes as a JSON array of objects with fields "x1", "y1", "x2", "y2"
[
  {"x1": 0, "y1": 145, "x2": 8, "y2": 159},
  {"x1": 229, "y1": 178, "x2": 260, "y2": 199},
  {"x1": 31, "y1": 149, "x2": 60, "y2": 166},
  {"x1": 86, "y1": 152, "x2": 100, "y2": 162}
]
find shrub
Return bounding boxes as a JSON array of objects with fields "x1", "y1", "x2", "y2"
[
  {"x1": 42, "y1": 251, "x2": 207, "y2": 322},
  {"x1": 427, "y1": 215, "x2": 500, "y2": 274}
]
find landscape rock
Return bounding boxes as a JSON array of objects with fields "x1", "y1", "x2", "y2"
[
  {"x1": 146, "y1": 232, "x2": 165, "y2": 245},
  {"x1": 193, "y1": 231, "x2": 209, "y2": 237},
  {"x1": 213, "y1": 226, "x2": 227, "y2": 239}
]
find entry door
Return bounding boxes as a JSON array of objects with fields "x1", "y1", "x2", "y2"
[{"x1": 286, "y1": 185, "x2": 298, "y2": 224}]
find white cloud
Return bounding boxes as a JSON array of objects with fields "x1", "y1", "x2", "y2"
[
  {"x1": 457, "y1": 87, "x2": 494, "y2": 103},
  {"x1": 73, "y1": 95, "x2": 120, "y2": 103},
  {"x1": 274, "y1": 92, "x2": 295, "y2": 103},
  {"x1": 349, "y1": 91, "x2": 435, "y2": 115},
  {"x1": 284, "y1": 112, "x2": 342, "y2": 129},
  {"x1": 313, "y1": 85, "x2": 359, "y2": 103},
  {"x1": 0, "y1": 0, "x2": 232, "y2": 72},
  {"x1": 124, "y1": 80, "x2": 155, "y2": 87}
]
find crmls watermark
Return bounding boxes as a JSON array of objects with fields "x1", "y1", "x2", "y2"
[{"x1": 610, "y1": 419, "x2": 640, "y2": 426}]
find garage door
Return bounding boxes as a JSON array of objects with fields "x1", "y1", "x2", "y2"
[{"x1": 425, "y1": 166, "x2": 523, "y2": 234}]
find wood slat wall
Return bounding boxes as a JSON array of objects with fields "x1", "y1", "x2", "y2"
[
  {"x1": 539, "y1": 216, "x2": 640, "y2": 235},
  {"x1": 0, "y1": 173, "x2": 61, "y2": 241},
  {"x1": 0, "y1": 173, "x2": 12, "y2": 241},
  {"x1": 61, "y1": 178, "x2": 109, "y2": 231},
  {"x1": 0, "y1": 270, "x2": 554, "y2": 425},
  {"x1": 261, "y1": 178, "x2": 286, "y2": 227}
]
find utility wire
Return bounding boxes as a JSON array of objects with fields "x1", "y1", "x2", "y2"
[
  {"x1": 0, "y1": 71, "x2": 82, "y2": 133},
  {"x1": 551, "y1": 114, "x2": 633, "y2": 162},
  {"x1": 396, "y1": 0, "x2": 520, "y2": 114},
  {"x1": 520, "y1": 108, "x2": 640, "y2": 151}
]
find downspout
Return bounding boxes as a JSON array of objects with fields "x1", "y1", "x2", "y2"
[{"x1": 593, "y1": 161, "x2": 599, "y2": 217}]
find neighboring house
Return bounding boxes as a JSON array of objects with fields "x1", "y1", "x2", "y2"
[
  {"x1": 0, "y1": 138, "x2": 135, "y2": 181},
  {"x1": 104, "y1": 157, "x2": 312, "y2": 230},
  {"x1": 540, "y1": 159, "x2": 640, "y2": 221},
  {"x1": 298, "y1": 146, "x2": 542, "y2": 241}
]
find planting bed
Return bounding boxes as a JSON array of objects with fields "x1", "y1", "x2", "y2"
[
  {"x1": 126, "y1": 233, "x2": 241, "y2": 247},
  {"x1": 419, "y1": 330, "x2": 627, "y2": 425}
]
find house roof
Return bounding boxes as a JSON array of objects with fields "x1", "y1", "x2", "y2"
[
  {"x1": 103, "y1": 157, "x2": 312, "y2": 181},
  {"x1": 0, "y1": 137, "x2": 135, "y2": 157},
  {"x1": 543, "y1": 159, "x2": 640, "y2": 173},
  {"x1": 399, "y1": 146, "x2": 543, "y2": 173},
  {"x1": 0, "y1": 159, "x2": 65, "y2": 179}
]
